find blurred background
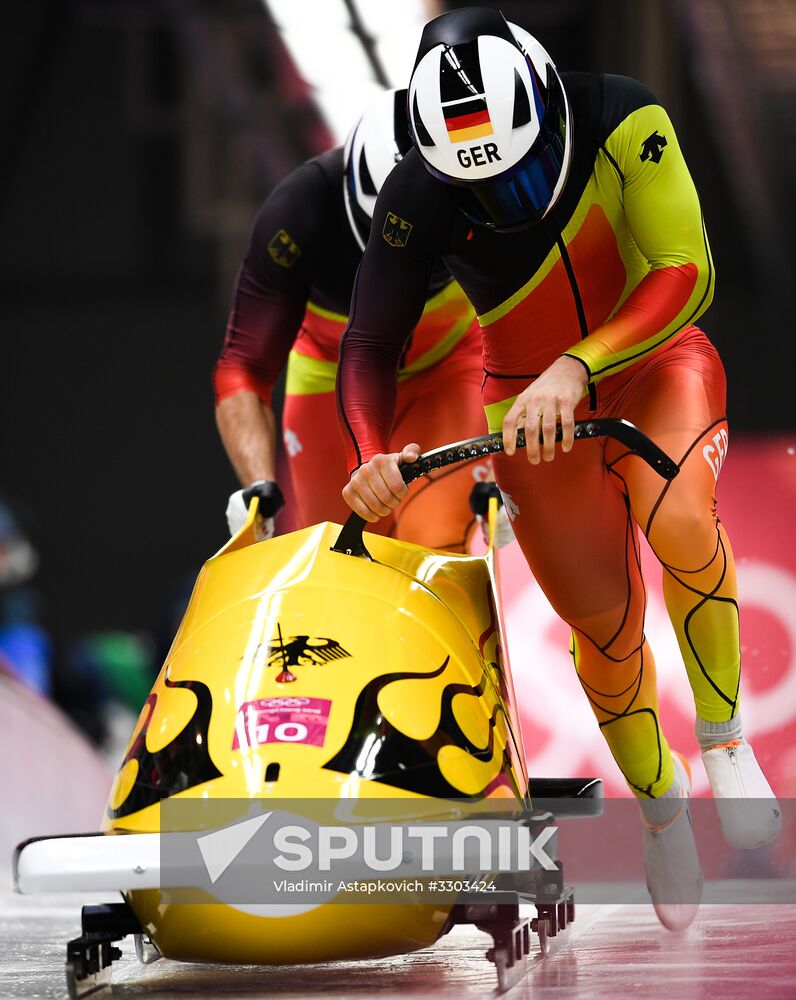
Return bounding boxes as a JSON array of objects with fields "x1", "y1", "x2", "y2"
[{"x1": 1, "y1": 0, "x2": 794, "y2": 846}]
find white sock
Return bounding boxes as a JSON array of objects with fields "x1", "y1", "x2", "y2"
[
  {"x1": 638, "y1": 771, "x2": 683, "y2": 829},
  {"x1": 695, "y1": 713, "x2": 743, "y2": 751}
]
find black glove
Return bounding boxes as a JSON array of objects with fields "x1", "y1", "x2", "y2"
[
  {"x1": 242, "y1": 480, "x2": 285, "y2": 519},
  {"x1": 468, "y1": 481, "x2": 504, "y2": 517},
  {"x1": 469, "y1": 482, "x2": 515, "y2": 549}
]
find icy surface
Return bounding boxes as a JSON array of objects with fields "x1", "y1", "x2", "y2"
[{"x1": 2, "y1": 887, "x2": 796, "y2": 999}]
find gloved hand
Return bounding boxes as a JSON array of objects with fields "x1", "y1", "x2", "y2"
[
  {"x1": 468, "y1": 482, "x2": 516, "y2": 549},
  {"x1": 226, "y1": 480, "x2": 285, "y2": 542}
]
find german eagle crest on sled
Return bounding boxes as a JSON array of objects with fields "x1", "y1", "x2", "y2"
[{"x1": 266, "y1": 628, "x2": 351, "y2": 683}]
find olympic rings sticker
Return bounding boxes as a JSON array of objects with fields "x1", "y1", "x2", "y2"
[{"x1": 233, "y1": 696, "x2": 332, "y2": 750}]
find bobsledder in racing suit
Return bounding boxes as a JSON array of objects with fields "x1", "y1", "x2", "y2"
[
  {"x1": 214, "y1": 146, "x2": 487, "y2": 551},
  {"x1": 338, "y1": 70, "x2": 738, "y2": 801}
]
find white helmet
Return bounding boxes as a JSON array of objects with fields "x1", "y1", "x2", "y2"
[
  {"x1": 343, "y1": 88, "x2": 413, "y2": 251},
  {"x1": 408, "y1": 6, "x2": 572, "y2": 231}
]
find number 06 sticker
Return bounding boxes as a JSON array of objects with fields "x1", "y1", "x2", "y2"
[{"x1": 233, "y1": 697, "x2": 332, "y2": 750}]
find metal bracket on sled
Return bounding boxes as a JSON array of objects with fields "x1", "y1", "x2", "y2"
[
  {"x1": 447, "y1": 897, "x2": 536, "y2": 993},
  {"x1": 446, "y1": 882, "x2": 575, "y2": 993},
  {"x1": 446, "y1": 859, "x2": 577, "y2": 993},
  {"x1": 65, "y1": 901, "x2": 145, "y2": 999},
  {"x1": 530, "y1": 864, "x2": 576, "y2": 951}
]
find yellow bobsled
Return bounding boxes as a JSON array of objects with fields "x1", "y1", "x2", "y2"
[{"x1": 14, "y1": 420, "x2": 677, "y2": 997}]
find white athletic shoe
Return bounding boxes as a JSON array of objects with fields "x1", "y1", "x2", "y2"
[
  {"x1": 701, "y1": 739, "x2": 781, "y2": 849},
  {"x1": 641, "y1": 752, "x2": 703, "y2": 932}
]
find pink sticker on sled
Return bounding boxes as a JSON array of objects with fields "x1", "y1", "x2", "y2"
[{"x1": 232, "y1": 696, "x2": 332, "y2": 750}]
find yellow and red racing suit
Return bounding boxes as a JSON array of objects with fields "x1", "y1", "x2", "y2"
[{"x1": 338, "y1": 73, "x2": 737, "y2": 797}]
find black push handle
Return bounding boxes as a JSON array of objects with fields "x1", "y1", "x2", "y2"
[{"x1": 331, "y1": 418, "x2": 679, "y2": 558}]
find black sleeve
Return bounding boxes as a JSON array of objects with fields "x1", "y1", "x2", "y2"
[
  {"x1": 214, "y1": 160, "x2": 331, "y2": 404},
  {"x1": 337, "y1": 151, "x2": 455, "y2": 469}
]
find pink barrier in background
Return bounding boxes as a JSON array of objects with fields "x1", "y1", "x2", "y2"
[
  {"x1": 0, "y1": 674, "x2": 113, "y2": 871},
  {"x1": 498, "y1": 436, "x2": 796, "y2": 798}
]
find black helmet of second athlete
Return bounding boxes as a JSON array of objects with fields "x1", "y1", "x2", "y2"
[
  {"x1": 408, "y1": 6, "x2": 572, "y2": 231},
  {"x1": 343, "y1": 88, "x2": 413, "y2": 251}
]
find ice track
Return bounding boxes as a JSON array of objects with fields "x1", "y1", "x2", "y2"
[{"x1": 3, "y1": 888, "x2": 796, "y2": 1000}]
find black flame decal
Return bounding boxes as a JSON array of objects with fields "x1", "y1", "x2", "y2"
[
  {"x1": 479, "y1": 582, "x2": 514, "y2": 717},
  {"x1": 323, "y1": 656, "x2": 523, "y2": 800},
  {"x1": 108, "y1": 674, "x2": 223, "y2": 819}
]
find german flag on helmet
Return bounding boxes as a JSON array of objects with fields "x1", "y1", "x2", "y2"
[{"x1": 439, "y1": 39, "x2": 494, "y2": 144}]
